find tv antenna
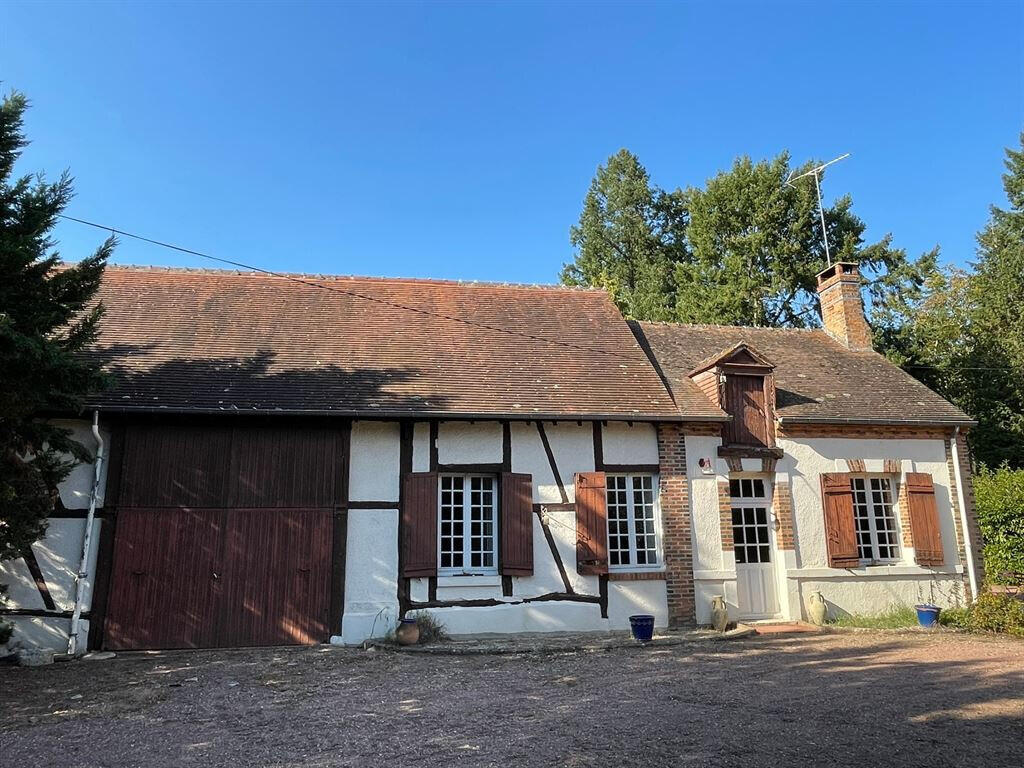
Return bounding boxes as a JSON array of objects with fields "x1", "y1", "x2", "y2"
[{"x1": 785, "y1": 153, "x2": 850, "y2": 265}]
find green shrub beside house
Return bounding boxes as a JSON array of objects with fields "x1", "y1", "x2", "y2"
[{"x1": 974, "y1": 466, "x2": 1024, "y2": 584}]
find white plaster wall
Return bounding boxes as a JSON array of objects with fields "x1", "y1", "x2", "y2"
[
  {"x1": 424, "y1": 601, "x2": 608, "y2": 635},
  {"x1": 348, "y1": 421, "x2": 400, "y2": 501},
  {"x1": 437, "y1": 421, "x2": 503, "y2": 464},
  {"x1": 686, "y1": 434, "x2": 726, "y2": 572},
  {"x1": 2, "y1": 419, "x2": 107, "y2": 654},
  {"x1": 778, "y1": 436, "x2": 958, "y2": 570},
  {"x1": 510, "y1": 421, "x2": 594, "y2": 503},
  {"x1": 602, "y1": 422, "x2": 658, "y2": 465},
  {"x1": 53, "y1": 420, "x2": 111, "y2": 510},
  {"x1": 3, "y1": 617, "x2": 86, "y2": 655},
  {"x1": 607, "y1": 581, "x2": 668, "y2": 629},
  {"x1": 1, "y1": 519, "x2": 103, "y2": 612},
  {"x1": 796, "y1": 573, "x2": 967, "y2": 619},
  {"x1": 337, "y1": 509, "x2": 400, "y2": 644},
  {"x1": 412, "y1": 422, "x2": 430, "y2": 472},
  {"x1": 414, "y1": 580, "x2": 668, "y2": 636},
  {"x1": 695, "y1": 579, "x2": 736, "y2": 625}
]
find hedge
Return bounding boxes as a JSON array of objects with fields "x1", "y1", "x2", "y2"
[{"x1": 974, "y1": 465, "x2": 1024, "y2": 584}]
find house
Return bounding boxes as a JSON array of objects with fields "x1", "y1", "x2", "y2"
[
  {"x1": 633, "y1": 262, "x2": 981, "y2": 623},
  {"x1": 0, "y1": 262, "x2": 982, "y2": 653},
  {"x1": 1, "y1": 267, "x2": 697, "y2": 651}
]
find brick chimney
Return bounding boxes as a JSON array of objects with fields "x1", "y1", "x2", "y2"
[{"x1": 816, "y1": 261, "x2": 872, "y2": 350}]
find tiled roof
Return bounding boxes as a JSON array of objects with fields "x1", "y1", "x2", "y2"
[
  {"x1": 634, "y1": 322, "x2": 972, "y2": 425},
  {"x1": 85, "y1": 266, "x2": 682, "y2": 420}
]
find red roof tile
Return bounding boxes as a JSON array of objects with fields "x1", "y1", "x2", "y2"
[
  {"x1": 86, "y1": 267, "x2": 682, "y2": 420},
  {"x1": 634, "y1": 322, "x2": 972, "y2": 426}
]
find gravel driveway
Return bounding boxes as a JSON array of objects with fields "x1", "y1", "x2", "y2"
[{"x1": 3, "y1": 631, "x2": 1022, "y2": 767}]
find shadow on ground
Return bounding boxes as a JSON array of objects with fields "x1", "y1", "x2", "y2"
[{"x1": 2, "y1": 632, "x2": 1022, "y2": 767}]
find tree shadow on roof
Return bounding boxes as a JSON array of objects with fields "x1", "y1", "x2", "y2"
[{"x1": 88, "y1": 348, "x2": 450, "y2": 415}]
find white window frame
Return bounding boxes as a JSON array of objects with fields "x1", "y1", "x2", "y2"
[
  {"x1": 605, "y1": 473, "x2": 663, "y2": 572},
  {"x1": 850, "y1": 475, "x2": 901, "y2": 565},
  {"x1": 729, "y1": 475, "x2": 773, "y2": 565},
  {"x1": 438, "y1": 473, "x2": 499, "y2": 576}
]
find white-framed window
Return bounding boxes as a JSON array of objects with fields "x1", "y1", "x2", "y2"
[
  {"x1": 729, "y1": 476, "x2": 772, "y2": 564},
  {"x1": 439, "y1": 474, "x2": 498, "y2": 575},
  {"x1": 606, "y1": 474, "x2": 662, "y2": 570},
  {"x1": 851, "y1": 476, "x2": 900, "y2": 563}
]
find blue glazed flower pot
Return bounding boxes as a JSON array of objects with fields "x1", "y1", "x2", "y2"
[
  {"x1": 915, "y1": 604, "x2": 941, "y2": 628},
  {"x1": 628, "y1": 614, "x2": 655, "y2": 642}
]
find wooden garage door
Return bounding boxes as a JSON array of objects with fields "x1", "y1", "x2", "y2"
[
  {"x1": 104, "y1": 508, "x2": 332, "y2": 650},
  {"x1": 103, "y1": 422, "x2": 346, "y2": 650}
]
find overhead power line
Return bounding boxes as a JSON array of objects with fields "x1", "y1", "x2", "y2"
[
  {"x1": 58, "y1": 214, "x2": 637, "y2": 360},
  {"x1": 58, "y1": 214, "x2": 1021, "y2": 375}
]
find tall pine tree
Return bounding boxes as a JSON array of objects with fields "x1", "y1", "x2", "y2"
[
  {"x1": 0, "y1": 92, "x2": 113, "y2": 629},
  {"x1": 958, "y1": 134, "x2": 1024, "y2": 467},
  {"x1": 561, "y1": 150, "x2": 687, "y2": 320},
  {"x1": 679, "y1": 153, "x2": 937, "y2": 329}
]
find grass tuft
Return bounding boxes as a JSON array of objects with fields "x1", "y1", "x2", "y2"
[
  {"x1": 412, "y1": 611, "x2": 449, "y2": 644},
  {"x1": 829, "y1": 604, "x2": 920, "y2": 629}
]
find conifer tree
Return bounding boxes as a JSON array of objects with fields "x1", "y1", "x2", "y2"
[{"x1": 0, "y1": 92, "x2": 113, "y2": 636}]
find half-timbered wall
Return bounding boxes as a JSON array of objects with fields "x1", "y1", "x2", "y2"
[
  {"x1": 337, "y1": 419, "x2": 668, "y2": 644},
  {"x1": 0, "y1": 420, "x2": 109, "y2": 654}
]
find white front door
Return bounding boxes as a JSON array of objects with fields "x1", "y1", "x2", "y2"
[{"x1": 730, "y1": 478, "x2": 781, "y2": 620}]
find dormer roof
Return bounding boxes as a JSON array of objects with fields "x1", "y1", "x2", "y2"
[{"x1": 687, "y1": 342, "x2": 776, "y2": 378}]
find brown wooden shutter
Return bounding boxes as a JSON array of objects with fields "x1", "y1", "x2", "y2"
[
  {"x1": 500, "y1": 472, "x2": 533, "y2": 576},
  {"x1": 820, "y1": 472, "x2": 859, "y2": 568},
  {"x1": 402, "y1": 472, "x2": 438, "y2": 577},
  {"x1": 575, "y1": 471, "x2": 608, "y2": 575},
  {"x1": 905, "y1": 472, "x2": 944, "y2": 566}
]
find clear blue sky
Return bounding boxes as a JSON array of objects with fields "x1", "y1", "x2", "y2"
[{"x1": 2, "y1": 1, "x2": 1022, "y2": 283}]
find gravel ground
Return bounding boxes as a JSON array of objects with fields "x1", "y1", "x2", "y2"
[{"x1": 2, "y1": 631, "x2": 1022, "y2": 768}]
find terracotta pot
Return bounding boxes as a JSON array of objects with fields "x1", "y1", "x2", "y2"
[
  {"x1": 711, "y1": 595, "x2": 729, "y2": 632},
  {"x1": 807, "y1": 590, "x2": 828, "y2": 625},
  {"x1": 396, "y1": 618, "x2": 420, "y2": 646}
]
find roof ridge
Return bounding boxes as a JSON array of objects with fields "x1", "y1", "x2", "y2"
[
  {"x1": 100, "y1": 263, "x2": 603, "y2": 292},
  {"x1": 639, "y1": 320, "x2": 827, "y2": 334}
]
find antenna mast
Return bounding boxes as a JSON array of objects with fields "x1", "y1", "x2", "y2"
[{"x1": 785, "y1": 153, "x2": 850, "y2": 265}]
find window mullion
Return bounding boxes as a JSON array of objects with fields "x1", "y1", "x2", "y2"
[
  {"x1": 626, "y1": 476, "x2": 638, "y2": 566},
  {"x1": 866, "y1": 492, "x2": 881, "y2": 561},
  {"x1": 462, "y1": 475, "x2": 472, "y2": 573}
]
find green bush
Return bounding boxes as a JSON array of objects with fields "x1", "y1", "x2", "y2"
[
  {"x1": 938, "y1": 593, "x2": 1024, "y2": 636},
  {"x1": 968, "y1": 593, "x2": 1024, "y2": 636},
  {"x1": 974, "y1": 466, "x2": 1024, "y2": 583},
  {"x1": 937, "y1": 606, "x2": 970, "y2": 629}
]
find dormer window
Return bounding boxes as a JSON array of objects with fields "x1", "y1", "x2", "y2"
[
  {"x1": 724, "y1": 374, "x2": 770, "y2": 446},
  {"x1": 687, "y1": 343, "x2": 777, "y2": 449}
]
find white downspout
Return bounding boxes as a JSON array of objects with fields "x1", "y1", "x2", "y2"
[
  {"x1": 67, "y1": 410, "x2": 104, "y2": 656},
  {"x1": 951, "y1": 426, "x2": 979, "y2": 601}
]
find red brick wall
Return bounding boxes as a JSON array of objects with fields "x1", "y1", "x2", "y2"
[
  {"x1": 773, "y1": 478, "x2": 795, "y2": 550},
  {"x1": 817, "y1": 263, "x2": 873, "y2": 351},
  {"x1": 657, "y1": 423, "x2": 695, "y2": 626},
  {"x1": 718, "y1": 480, "x2": 733, "y2": 551}
]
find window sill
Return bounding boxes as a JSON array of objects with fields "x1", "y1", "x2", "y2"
[
  {"x1": 787, "y1": 565, "x2": 964, "y2": 579},
  {"x1": 436, "y1": 575, "x2": 502, "y2": 587},
  {"x1": 608, "y1": 571, "x2": 667, "y2": 581}
]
